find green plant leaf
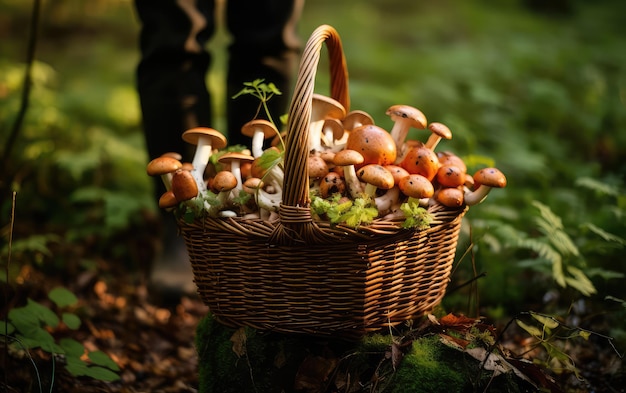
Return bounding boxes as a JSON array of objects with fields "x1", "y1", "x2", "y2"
[
  {"x1": 59, "y1": 338, "x2": 86, "y2": 358},
  {"x1": 27, "y1": 299, "x2": 60, "y2": 328},
  {"x1": 82, "y1": 366, "x2": 121, "y2": 382},
  {"x1": 49, "y1": 287, "x2": 78, "y2": 308},
  {"x1": 65, "y1": 356, "x2": 90, "y2": 376},
  {"x1": 0, "y1": 322, "x2": 16, "y2": 335},
  {"x1": 530, "y1": 312, "x2": 560, "y2": 330},
  {"x1": 62, "y1": 312, "x2": 82, "y2": 330},
  {"x1": 89, "y1": 350, "x2": 120, "y2": 371},
  {"x1": 516, "y1": 319, "x2": 543, "y2": 339},
  {"x1": 8, "y1": 307, "x2": 41, "y2": 335}
]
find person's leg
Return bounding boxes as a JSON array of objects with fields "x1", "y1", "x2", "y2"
[
  {"x1": 134, "y1": 0, "x2": 216, "y2": 299},
  {"x1": 135, "y1": 0, "x2": 216, "y2": 198},
  {"x1": 225, "y1": 0, "x2": 304, "y2": 147}
]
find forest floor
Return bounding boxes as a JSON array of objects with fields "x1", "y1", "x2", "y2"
[{"x1": 1, "y1": 217, "x2": 624, "y2": 393}]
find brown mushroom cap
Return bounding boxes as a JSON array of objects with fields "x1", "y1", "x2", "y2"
[
  {"x1": 436, "y1": 165, "x2": 466, "y2": 188},
  {"x1": 427, "y1": 122, "x2": 452, "y2": 140},
  {"x1": 400, "y1": 144, "x2": 440, "y2": 181},
  {"x1": 333, "y1": 149, "x2": 364, "y2": 167},
  {"x1": 357, "y1": 164, "x2": 395, "y2": 190},
  {"x1": 437, "y1": 187, "x2": 465, "y2": 208},
  {"x1": 312, "y1": 93, "x2": 347, "y2": 120},
  {"x1": 243, "y1": 177, "x2": 264, "y2": 193},
  {"x1": 308, "y1": 155, "x2": 330, "y2": 179},
  {"x1": 384, "y1": 165, "x2": 410, "y2": 185},
  {"x1": 217, "y1": 152, "x2": 255, "y2": 166},
  {"x1": 319, "y1": 172, "x2": 346, "y2": 198},
  {"x1": 398, "y1": 174, "x2": 434, "y2": 199},
  {"x1": 386, "y1": 105, "x2": 428, "y2": 129},
  {"x1": 182, "y1": 127, "x2": 227, "y2": 149},
  {"x1": 158, "y1": 190, "x2": 179, "y2": 209},
  {"x1": 241, "y1": 119, "x2": 278, "y2": 139},
  {"x1": 212, "y1": 170, "x2": 238, "y2": 192},
  {"x1": 437, "y1": 151, "x2": 467, "y2": 174},
  {"x1": 146, "y1": 156, "x2": 182, "y2": 176},
  {"x1": 473, "y1": 167, "x2": 507, "y2": 188},
  {"x1": 171, "y1": 169, "x2": 199, "y2": 201},
  {"x1": 346, "y1": 124, "x2": 397, "y2": 167}
]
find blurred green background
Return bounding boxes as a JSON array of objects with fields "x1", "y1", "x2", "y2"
[{"x1": 1, "y1": 0, "x2": 625, "y2": 328}]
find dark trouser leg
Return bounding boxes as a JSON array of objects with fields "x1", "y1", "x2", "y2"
[
  {"x1": 134, "y1": 0, "x2": 217, "y2": 297},
  {"x1": 135, "y1": 0, "x2": 216, "y2": 200},
  {"x1": 225, "y1": 0, "x2": 303, "y2": 147}
]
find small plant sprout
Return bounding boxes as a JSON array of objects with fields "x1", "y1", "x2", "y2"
[{"x1": 232, "y1": 78, "x2": 283, "y2": 126}]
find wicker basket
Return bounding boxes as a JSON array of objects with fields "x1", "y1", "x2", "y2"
[{"x1": 179, "y1": 24, "x2": 468, "y2": 340}]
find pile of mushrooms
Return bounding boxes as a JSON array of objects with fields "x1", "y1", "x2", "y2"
[{"x1": 147, "y1": 99, "x2": 507, "y2": 226}]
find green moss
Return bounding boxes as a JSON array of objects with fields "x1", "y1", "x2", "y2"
[
  {"x1": 392, "y1": 335, "x2": 465, "y2": 393},
  {"x1": 196, "y1": 316, "x2": 536, "y2": 393}
]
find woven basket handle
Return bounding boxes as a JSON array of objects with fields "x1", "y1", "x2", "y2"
[{"x1": 282, "y1": 24, "x2": 350, "y2": 208}]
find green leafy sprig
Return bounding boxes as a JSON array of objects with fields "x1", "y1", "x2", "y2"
[{"x1": 400, "y1": 201, "x2": 433, "y2": 230}]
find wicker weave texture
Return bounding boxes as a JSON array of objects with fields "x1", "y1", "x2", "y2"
[{"x1": 180, "y1": 25, "x2": 468, "y2": 340}]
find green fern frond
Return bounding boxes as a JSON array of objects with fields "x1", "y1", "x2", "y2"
[
  {"x1": 583, "y1": 223, "x2": 626, "y2": 246},
  {"x1": 516, "y1": 238, "x2": 561, "y2": 265},
  {"x1": 575, "y1": 177, "x2": 620, "y2": 197},
  {"x1": 564, "y1": 266, "x2": 597, "y2": 296},
  {"x1": 532, "y1": 201, "x2": 564, "y2": 230}
]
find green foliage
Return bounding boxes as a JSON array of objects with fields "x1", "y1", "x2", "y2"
[
  {"x1": 310, "y1": 193, "x2": 380, "y2": 229},
  {"x1": 514, "y1": 311, "x2": 619, "y2": 378},
  {"x1": 4, "y1": 286, "x2": 120, "y2": 382},
  {"x1": 231, "y1": 78, "x2": 283, "y2": 127},
  {"x1": 400, "y1": 201, "x2": 432, "y2": 230}
]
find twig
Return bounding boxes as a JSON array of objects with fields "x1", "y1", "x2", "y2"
[
  {"x1": 0, "y1": 0, "x2": 41, "y2": 206},
  {"x1": 4, "y1": 192, "x2": 18, "y2": 391}
]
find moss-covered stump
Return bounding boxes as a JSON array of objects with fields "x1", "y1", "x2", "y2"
[{"x1": 195, "y1": 313, "x2": 550, "y2": 393}]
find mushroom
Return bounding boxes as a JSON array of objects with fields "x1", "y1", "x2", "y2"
[
  {"x1": 375, "y1": 186, "x2": 401, "y2": 216},
  {"x1": 437, "y1": 151, "x2": 467, "y2": 174},
  {"x1": 398, "y1": 173, "x2": 435, "y2": 206},
  {"x1": 424, "y1": 122, "x2": 452, "y2": 151},
  {"x1": 308, "y1": 155, "x2": 330, "y2": 180},
  {"x1": 400, "y1": 142, "x2": 440, "y2": 181},
  {"x1": 158, "y1": 190, "x2": 179, "y2": 210},
  {"x1": 342, "y1": 109, "x2": 374, "y2": 132},
  {"x1": 346, "y1": 124, "x2": 397, "y2": 168},
  {"x1": 241, "y1": 119, "x2": 279, "y2": 158},
  {"x1": 385, "y1": 104, "x2": 427, "y2": 160},
  {"x1": 435, "y1": 165, "x2": 465, "y2": 188},
  {"x1": 217, "y1": 152, "x2": 254, "y2": 195},
  {"x1": 182, "y1": 127, "x2": 227, "y2": 190},
  {"x1": 309, "y1": 93, "x2": 346, "y2": 153},
  {"x1": 357, "y1": 164, "x2": 395, "y2": 200},
  {"x1": 319, "y1": 171, "x2": 346, "y2": 199},
  {"x1": 146, "y1": 156, "x2": 182, "y2": 191},
  {"x1": 384, "y1": 165, "x2": 410, "y2": 186},
  {"x1": 211, "y1": 170, "x2": 239, "y2": 206},
  {"x1": 320, "y1": 118, "x2": 345, "y2": 150},
  {"x1": 464, "y1": 167, "x2": 507, "y2": 206},
  {"x1": 436, "y1": 187, "x2": 465, "y2": 208},
  {"x1": 171, "y1": 168, "x2": 199, "y2": 202},
  {"x1": 333, "y1": 149, "x2": 364, "y2": 198}
]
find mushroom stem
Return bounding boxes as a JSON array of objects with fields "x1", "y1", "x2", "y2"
[
  {"x1": 255, "y1": 188, "x2": 281, "y2": 211},
  {"x1": 343, "y1": 164, "x2": 364, "y2": 198},
  {"x1": 375, "y1": 186, "x2": 401, "y2": 216},
  {"x1": 463, "y1": 185, "x2": 492, "y2": 206}
]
